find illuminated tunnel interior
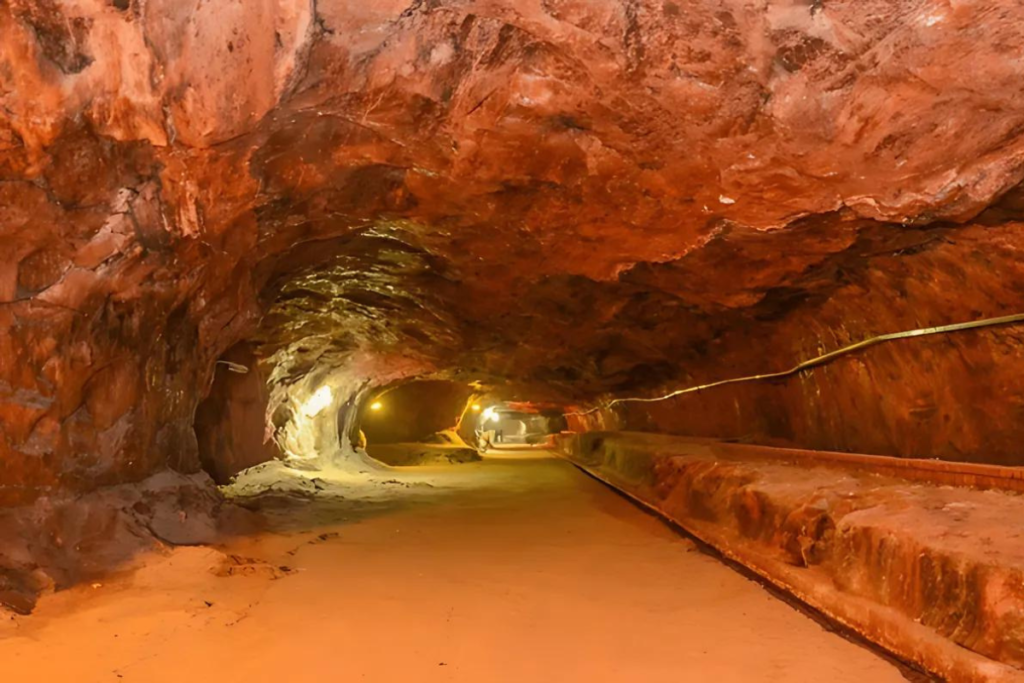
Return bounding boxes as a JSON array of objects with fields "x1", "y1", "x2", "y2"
[{"x1": 3, "y1": 2, "x2": 1024, "y2": 681}]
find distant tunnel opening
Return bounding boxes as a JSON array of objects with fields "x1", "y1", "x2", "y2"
[{"x1": 359, "y1": 380, "x2": 473, "y2": 446}]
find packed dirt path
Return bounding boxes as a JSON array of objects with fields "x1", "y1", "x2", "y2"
[{"x1": 1, "y1": 450, "x2": 906, "y2": 682}]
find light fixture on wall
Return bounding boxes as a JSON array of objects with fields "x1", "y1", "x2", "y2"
[
  {"x1": 301, "y1": 386, "x2": 333, "y2": 417},
  {"x1": 216, "y1": 360, "x2": 249, "y2": 374},
  {"x1": 471, "y1": 404, "x2": 481, "y2": 412},
  {"x1": 370, "y1": 401, "x2": 383, "y2": 411}
]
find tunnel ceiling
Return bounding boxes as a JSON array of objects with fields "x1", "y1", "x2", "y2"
[{"x1": 6, "y1": 0, "x2": 1024, "y2": 491}]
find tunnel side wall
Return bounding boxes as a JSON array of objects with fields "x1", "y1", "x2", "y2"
[
  {"x1": 570, "y1": 222, "x2": 1024, "y2": 466},
  {"x1": 553, "y1": 431, "x2": 1024, "y2": 683}
]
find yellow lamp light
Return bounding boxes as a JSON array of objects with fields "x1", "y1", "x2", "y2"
[
  {"x1": 301, "y1": 386, "x2": 333, "y2": 417},
  {"x1": 370, "y1": 401, "x2": 383, "y2": 411}
]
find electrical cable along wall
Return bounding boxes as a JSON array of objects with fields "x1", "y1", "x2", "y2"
[{"x1": 567, "y1": 312, "x2": 1024, "y2": 418}]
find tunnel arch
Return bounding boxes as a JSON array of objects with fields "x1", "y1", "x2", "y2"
[
  {"x1": 358, "y1": 379, "x2": 474, "y2": 446},
  {"x1": 8, "y1": 0, "x2": 1024, "y2": 497}
]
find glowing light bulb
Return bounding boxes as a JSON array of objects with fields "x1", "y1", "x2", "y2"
[
  {"x1": 302, "y1": 386, "x2": 333, "y2": 417},
  {"x1": 471, "y1": 404, "x2": 481, "y2": 412},
  {"x1": 370, "y1": 401, "x2": 383, "y2": 411}
]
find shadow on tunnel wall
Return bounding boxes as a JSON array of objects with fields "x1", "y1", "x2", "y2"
[{"x1": 194, "y1": 343, "x2": 283, "y2": 484}]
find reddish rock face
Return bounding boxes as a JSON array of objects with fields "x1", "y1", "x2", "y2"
[{"x1": 5, "y1": 0, "x2": 1024, "y2": 498}]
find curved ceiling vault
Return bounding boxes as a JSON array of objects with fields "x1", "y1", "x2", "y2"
[{"x1": 5, "y1": 0, "x2": 1024, "y2": 498}]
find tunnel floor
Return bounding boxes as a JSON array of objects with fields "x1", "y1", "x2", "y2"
[{"x1": 2, "y1": 451, "x2": 905, "y2": 682}]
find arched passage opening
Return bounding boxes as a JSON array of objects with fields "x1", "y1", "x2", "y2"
[
  {"x1": 360, "y1": 380, "x2": 473, "y2": 446},
  {"x1": 356, "y1": 380, "x2": 480, "y2": 466}
]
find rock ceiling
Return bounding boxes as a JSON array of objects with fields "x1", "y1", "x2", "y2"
[{"x1": 5, "y1": 0, "x2": 1024, "y2": 494}]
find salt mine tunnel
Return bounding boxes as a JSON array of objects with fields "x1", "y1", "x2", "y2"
[{"x1": 5, "y1": 0, "x2": 1024, "y2": 681}]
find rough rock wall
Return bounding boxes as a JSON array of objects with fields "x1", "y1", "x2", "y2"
[
  {"x1": 6, "y1": 0, "x2": 1024, "y2": 502},
  {"x1": 570, "y1": 217, "x2": 1024, "y2": 464},
  {"x1": 0, "y1": 0, "x2": 306, "y2": 503}
]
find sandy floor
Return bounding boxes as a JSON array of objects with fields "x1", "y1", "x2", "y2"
[{"x1": 0, "y1": 450, "x2": 905, "y2": 682}]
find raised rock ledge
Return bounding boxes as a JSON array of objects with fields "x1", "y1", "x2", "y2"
[{"x1": 554, "y1": 431, "x2": 1024, "y2": 683}]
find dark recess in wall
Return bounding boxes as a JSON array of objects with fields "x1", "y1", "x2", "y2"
[{"x1": 194, "y1": 343, "x2": 282, "y2": 484}]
